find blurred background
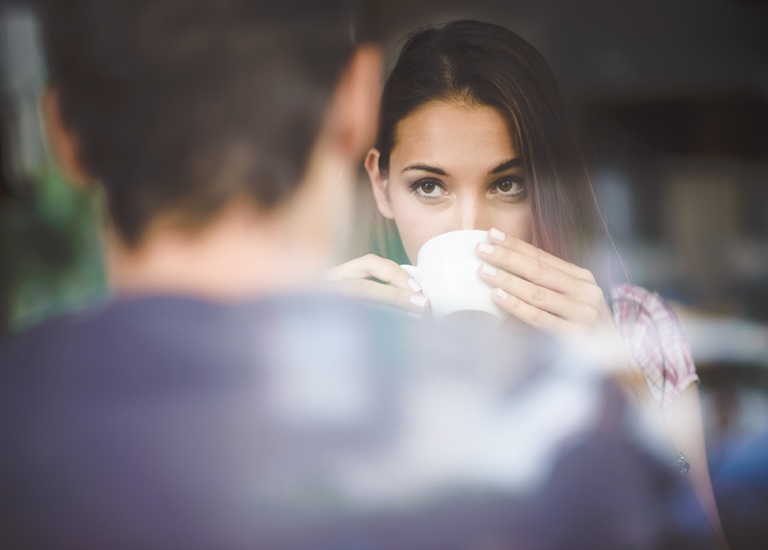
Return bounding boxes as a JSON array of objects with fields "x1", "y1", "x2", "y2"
[
  {"x1": 0, "y1": 0, "x2": 105, "y2": 332},
  {"x1": 1, "y1": 0, "x2": 767, "y2": 544}
]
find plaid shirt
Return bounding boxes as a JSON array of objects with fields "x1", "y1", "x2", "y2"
[{"x1": 611, "y1": 284, "x2": 699, "y2": 407}]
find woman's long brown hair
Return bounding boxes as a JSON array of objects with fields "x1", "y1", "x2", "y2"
[{"x1": 370, "y1": 20, "x2": 618, "y2": 290}]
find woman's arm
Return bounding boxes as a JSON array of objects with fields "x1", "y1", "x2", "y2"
[
  {"x1": 664, "y1": 384, "x2": 728, "y2": 547},
  {"x1": 475, "y1": 227, "x2": 727, "y2": 547}
]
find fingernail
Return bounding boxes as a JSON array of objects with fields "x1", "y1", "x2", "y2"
[
  {"x1": 478, "y1": 243, "x2": 495, "y2": 255},
  {"x1": 410, "y1": 295, "x2": 429, "y2": 308},
  {"x1": 482, "y1": 264, "x2": 498, "y2": 276},
  {"x1": 408, "y1": 278, "x2": 422, "y2": 292},
  {"x1": 489, "y1": 228, "x2": 506, "y2": 241},
  {"x1": 495, "y1": 288, "x2": 508, "y2": 299}
]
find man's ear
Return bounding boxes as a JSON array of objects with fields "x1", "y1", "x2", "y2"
[
  {"x1": 327, "y1": 44, "x2": 382, "y2": 160},
  {"x1": 365, "y1": 147, "x2": 394, "y2": 219},
  {"x1": 42, "y1": 87, "x2": 91, "y2": 186}
]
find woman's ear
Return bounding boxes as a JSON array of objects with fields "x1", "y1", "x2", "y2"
[
  {"x1": 42, "y1": 87, "x2": 91, "y2": 186},
  {"x1": 365, "y1": 148, "x2": 394, "y2": 219}
]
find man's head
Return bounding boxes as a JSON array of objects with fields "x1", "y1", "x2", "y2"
[{"x1": 38, "y1": 0, "x2": 379, "y2": 251}]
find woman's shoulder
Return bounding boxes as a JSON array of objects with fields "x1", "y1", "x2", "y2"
[
  {"x1": 610, "y1": 283, "x2": 665, "y2": 310},
  {"x1": 610, "y1": 283, "x2": 686, "y2": 332},
  {"x1": 608, "y1": 283, "x2": 699, "y2": 407}
]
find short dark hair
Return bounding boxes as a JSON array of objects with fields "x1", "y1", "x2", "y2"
[
  {"x1": 37, "y1": 0, "x2": 359, "y2": 245},
  {"x1": 375, "y1": 20, "x2": 612, "y2": 285}
]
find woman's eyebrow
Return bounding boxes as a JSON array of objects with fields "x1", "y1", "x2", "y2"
[
  {"x1": 401, "y1": 164, "x2": 448, "y2": 175},
  {"x1": 489, "y1": 158, "x2": 521, "y2": 174}
]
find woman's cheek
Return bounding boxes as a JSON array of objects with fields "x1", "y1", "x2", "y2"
[
  {"x1": 395, "y1": 219, "x2": 433, "y2": 262},
  {"x1": 493, "y1": 205, "x2": 533, "y2": 244},
  {"x1": 390, "y1": 201, "x2": 430, "y2": 259}
]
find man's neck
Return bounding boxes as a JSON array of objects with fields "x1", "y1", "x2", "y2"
[{"x1": 105, "y1": 204, "x2": 325, "y2": 301}]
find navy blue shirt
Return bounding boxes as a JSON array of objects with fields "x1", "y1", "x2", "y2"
[{"x1": 0, "y1": 293, "x2": 679, "y2": 549}]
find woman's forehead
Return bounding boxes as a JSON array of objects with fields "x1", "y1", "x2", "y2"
[{"x1": 391, "y1": 101, "x2": 518, "y2": 171}]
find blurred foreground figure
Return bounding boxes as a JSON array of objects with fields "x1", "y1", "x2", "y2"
[{"x1": 0, "y1": 1, "x2": 690, "y2": 548}]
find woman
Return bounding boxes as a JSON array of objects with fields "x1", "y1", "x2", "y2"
[
  {"x1": 330, "y1": 19, "x2": 695, "y2": 401},
  {"x1": 328, "y1": 20, "x2": 723, "y2": 542}
]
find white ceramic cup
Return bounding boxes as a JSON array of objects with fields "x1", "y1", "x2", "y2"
[{"x1": 401, "y1": 230, "x2": 506, "y2": 320}]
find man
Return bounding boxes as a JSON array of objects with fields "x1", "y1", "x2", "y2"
[
  {"x1": 0, "y1": 1, "x2": 687, "y2": 548},
  {"x1": 0, "y1": 0, "x2": 384, "y2": 545}
]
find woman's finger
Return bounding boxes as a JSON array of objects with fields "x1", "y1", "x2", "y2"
[
  {"x1": 329, "y1": 278, "x2": 429, "y2": 312},
  {"x1": 479, "y1": 264, "x2": 601, "y2": 325},
  {"x1": 487, "y1": 228, "x2": 596, "y2": 283},
  {"x1": 325, "y1": 254, "x2": 427, "y2": 312},
  {"x1": 326, "y1": 254, "x2": 421, "y2": 292},
  {"x1": 477, "y1": 241, "x2": 599, "y2": 301},
  {"x1": 491, "y1": 286, "x2": 575, "y2": 334}
]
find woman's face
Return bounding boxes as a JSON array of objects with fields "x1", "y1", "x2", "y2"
[{"x1": 367, "y1": 100, "x2": 533, "y2": 263}]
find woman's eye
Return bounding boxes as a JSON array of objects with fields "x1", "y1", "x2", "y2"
[
  {"x1": 412, "y1": 179, "x2": 445, "y2": 198},
  {"x1": 492, "y1": 177, "x2": 525, "y2": 198}
]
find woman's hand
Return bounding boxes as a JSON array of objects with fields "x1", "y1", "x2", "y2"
[
  {"x1": 325, "y1": 254, "x2": 429, "y2": 313},
  {"x1": 477, "y1": 228, "x2": 645, "y2": 391},
  {"x1": 476, "y1": 228, "x2": 614, "y2": 335}
]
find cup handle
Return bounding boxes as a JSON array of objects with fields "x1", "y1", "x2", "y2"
[{"x1": 399, "y1": 264, "x2": 418, "y2": 282}]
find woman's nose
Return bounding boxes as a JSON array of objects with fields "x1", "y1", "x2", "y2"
[{"x1": 459, "y1": 202, "x2": 491, "y2": 231}]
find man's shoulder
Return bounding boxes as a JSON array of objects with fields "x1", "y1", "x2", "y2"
[
  {"x1": 0, "y1": 302, "x2": 108, "y2": 366},
  {"x1": 0, "y1": 292, "x2": 410, "y2": 372}
]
